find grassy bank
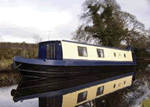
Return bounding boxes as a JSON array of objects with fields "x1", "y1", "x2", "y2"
[
  {"x1": 0, "y1": 69, "x2": 20, "y2": 87},
  {"x1": 0, "y1": 59, "x2": 12, "y2": 70},
  {"x1": 0, "y1": 59, "x2": 20, "y2": 87},
  {"x1": 142, "y1": 99, "x2": 150, "y2": 107},
  {"x1": 0, "y1": 42, "x2": 38, "y2": 86}
]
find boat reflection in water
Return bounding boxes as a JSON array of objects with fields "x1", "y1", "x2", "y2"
[
  {"x1": 11, "y1": 40, "x2": 136, "y2": 107},
  {"x1": 11, "y1": 72, "x2": 135, "y2": 107}
]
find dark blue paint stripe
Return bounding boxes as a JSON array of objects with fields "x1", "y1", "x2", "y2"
[{"x1": 14, "y1": 56, "x2": 136, "y2": 66}]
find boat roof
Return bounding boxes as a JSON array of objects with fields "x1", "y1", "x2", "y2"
[{"x1": 39, "y1": 40, "x2": 131, "y2": 51}]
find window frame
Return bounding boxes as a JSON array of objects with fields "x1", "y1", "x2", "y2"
[
  {"x1": 77, "y1": 46, "x2": 88, "y2": 57},
  {"x1": 77, "y1": 91, "x2": 88, "y2": 103},
  {"x1": 46, "y1": 44, "x2": 55, "y2": 59},
  {"x1": 114, "y1": 52, "x2": 116, "y2": 57},
  {"x1": 113, "y1": 84, "x2": 116, "y2": 88},
  {"x1": 46, "y1": 44, "x2": 51, "y2": 59},
  {"x1": 97, "y1": 49, "x2": 104, "y2": 58},
  {"x1": 124, "y1": 54, "x2": 126, "y2": 58},
  {"x1": 96, "y1": 86, "x2": 104, "y2": 96}
]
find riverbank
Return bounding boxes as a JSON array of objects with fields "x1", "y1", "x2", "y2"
[
  {"x1": 0, "y1": 69, "x2": 20, "y2": 87},
  {"x1": 0, "y1": 42, "x2": 37, "y2": 86},
  {"x1": 0, "y1": 59, "x2": 21, "y2": 86}
]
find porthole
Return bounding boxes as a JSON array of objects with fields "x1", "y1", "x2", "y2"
[
  {"x1": 113, "y1": 84, "x2": 116, "y2": 88},
  {"x1": 77, "y1": 91, "x2": 87, "y2": 103},
  {"x1": 114, "y1": 53, "x2": 116, "y2": 57},
  {"x1": 124, "y1": 81, "x2": 126, "y2": 84},
  {"x1": 124, "y1": 54, "x2": 126, "y2": 58}
]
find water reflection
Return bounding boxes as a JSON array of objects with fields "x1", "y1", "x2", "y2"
[
  {"x1": 0, "y1": 65, "x2": 150, "y2": 107},
  {"x1": 0, "y1": 85, "x2": 38, "y2": 107}
]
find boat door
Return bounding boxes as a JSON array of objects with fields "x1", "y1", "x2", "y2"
[
  {"x1": 38, "y1": 42, "x2": 56, "y2": 60},
  {"x1": 46, "y1": 43, "x2": 56, "y2": 59},
  {"x1": 38, "y1": 43, "x2": 47, "y2": 59}
]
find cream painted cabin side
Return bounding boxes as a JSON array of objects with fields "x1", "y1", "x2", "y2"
[{"x1": 61, "y1": 41, "x2": 133, "y2": 61}]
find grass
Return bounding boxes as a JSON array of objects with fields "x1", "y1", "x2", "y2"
[
  {"x1": 141, "y1": 99, "x2": 150, "y2": 107},
  {"x1": 0, "y1": 42, "x2": 38, "y2": 86},
  {"x1": 0, "y1": 69, "x2": 20, "y2": 87},
  {"x1": 0, "y1": 59, "x2": 13, "y2": 71},
  {"x1": 0, "y1": 59, "x2": 19, "y2": 87},
  {"x1": 0, "y1": 49, "x2": 37, "y2": 86}
]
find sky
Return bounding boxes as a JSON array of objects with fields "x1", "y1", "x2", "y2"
[{"x1": 0, "y1": 0, "x2": 149, "y2": 43}]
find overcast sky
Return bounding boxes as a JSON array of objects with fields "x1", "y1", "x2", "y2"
[{"x1": 0, "y1": 0, "x2": 149, "y2": 43}]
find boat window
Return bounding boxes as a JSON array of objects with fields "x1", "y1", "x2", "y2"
[
  {"x1": 97, "y1": 49, "x2": 104, "y2": 58},
  {"x1": 124, "y1": 54, "x2": 126, "y2": 58},
  {"x1": 78, "y1": 46, "x2": 88, "y2": 57},
  {"x1": 75, "y1": 101, "x2": 91, "y2": 107},
  {"x1": 46, "y1": 44, "x2": 55, "y2": 59},
  {"x1": 124, "y1": 81, "x2": 126, "y2": 84},
  {"x1": 113, "y1": 84, "x2": 116, "y2": 88},
  {"x1": 114, "y1": 53, "x2": 116, "y2": 57},
  {"x1": 77, "y1": 91, "x2": 87, "y2": 103},
  {"x1": 47, "y1": 44, "x2": 50, "y2": 58},
  {"x1": 96, "y1": 86, "x2": 104, "y2": 96}
]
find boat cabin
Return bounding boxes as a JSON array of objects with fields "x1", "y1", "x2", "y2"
[{"x1": 38, "y1": 40, "x2": 133, "y2": 62}]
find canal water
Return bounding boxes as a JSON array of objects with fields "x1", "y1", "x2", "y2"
[
  {"x1": 0, "y1": 82, "x2": 147, "y2": 107},
  {"x1": 0, "y1": 85, "x2": 38, "y2": 107},
  {"x1": 0, "y1": 65, "x2": 150, "y2": 107}
]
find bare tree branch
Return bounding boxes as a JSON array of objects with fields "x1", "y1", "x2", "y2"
[{"x1": 33, "y1": 34, "x2": 42, "y2": 44}]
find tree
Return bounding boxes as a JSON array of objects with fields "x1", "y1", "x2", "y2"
[
  {"x1": 72, "y1": 0, "x2": 126, "y2": 47},
  {"x1": 33, "y1": 34, "x2": 42, "y2": 44},
  {"x1": 72, "y1": 0, "x2": 148, "y2": 48},
  {"x1": 118, "y1": 12, "x2": 147, "y2": 48},
  {"x1": 146, "y1": 28, "x2": 150, "y2": 38},
  {"x1": 146, "y1": 0, "x2": 150, "y2": 5},
  {"x1": 145, "y1": 28, "x2": 150, "y2": 49}
]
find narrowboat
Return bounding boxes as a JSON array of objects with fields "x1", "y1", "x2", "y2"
[
  {"x1": 12, "y1": 40, "x2": 136, "y2": 79},
  {"x1": 11, "y1": 40, "x2": 136, "y2": 106}
]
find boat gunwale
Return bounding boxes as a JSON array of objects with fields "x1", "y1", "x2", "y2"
[{"x1": 14, "y1": 56, "x2": 136, "y2": 66}]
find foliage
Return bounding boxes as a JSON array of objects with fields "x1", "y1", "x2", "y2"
[
  {"x1": 141, "y1": 99, "x2": 150, "y2": 107},
  {"x1": 0, "y1": 42, "x2": 38, "y2": 70},
  {"x1": 0, "y1": 42, "x2": 38, "y2": 60},
  {"x1": 72, "y1": 0, "x2": 149, "y2": 49},
  {"x1": 33, "y1": 34, "x2": 42, "y2": 44},
  {"x1": 0, "y1": 42, "x2": 38, "y2": 86},
  {"x1": 0, "y1": 60, "x2": 12, "y2": 70}
]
